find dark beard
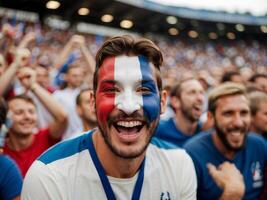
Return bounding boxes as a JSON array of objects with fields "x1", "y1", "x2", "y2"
[
  {"x1": 180, "y1": 102, "x2": 198, "y2": 123},
  {"x1": 214, "y1": 118, "x2": 247, "y2": 152},
  {"x1": 97, "y1": 111, "x2": 159, "y2": 160}
]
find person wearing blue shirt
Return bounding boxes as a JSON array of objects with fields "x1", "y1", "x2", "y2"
[
  {"x1": 0, "y1": 155, "x2": 22, "y2": 200},
  {"x1": 155, "y1": 77, "x2": 205, "y2": 147},
  {"x1": 0, "y1": 98, "x2": 22, "y2": 200},
  {"x1": 184, "y1": 82, "x2": 267, "y2": 200}
]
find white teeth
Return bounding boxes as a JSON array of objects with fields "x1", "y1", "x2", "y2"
[{"x1": 117, "y1": 121, "x2": 142, "y2": 128}]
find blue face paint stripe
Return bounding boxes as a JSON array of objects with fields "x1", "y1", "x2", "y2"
[{"x1": 138, "y1": 56, "x2": 160, "y2": 122}]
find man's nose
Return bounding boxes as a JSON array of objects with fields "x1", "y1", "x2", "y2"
[
  {"x1": 116, "y1": 90, "x2": 141, "y2": 115},
  {"x1": 232, "y1": 114, "x2": 244, "y2": 128}
]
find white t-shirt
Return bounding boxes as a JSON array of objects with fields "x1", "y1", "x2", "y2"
[
  {"x1": 53, "y1": 88, "x2": 83, "y2": 139},
  {"x1": 22, "y1": 131, "x2": 197, "y2": 200}
]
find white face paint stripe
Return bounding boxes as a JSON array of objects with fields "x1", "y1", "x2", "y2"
[{"x1": 114, "y1": 56, "x2": 143, "y2": 115}]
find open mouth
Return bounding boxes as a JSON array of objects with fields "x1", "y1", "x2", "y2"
[
  {"x1": 193, "y1": 104, "x2": 202, "y2": 112},
  {"x1": 113, "y1": 120, "x2": 145, "y2": 134}
]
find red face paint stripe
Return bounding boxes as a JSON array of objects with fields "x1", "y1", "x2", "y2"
[{"x1": 96, "y1": 57, "x2": 116, "y2": 123}]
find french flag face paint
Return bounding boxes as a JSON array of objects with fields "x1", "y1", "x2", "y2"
[{"x1": 96, "y1": 55, "x2": 161, "y2": 124}]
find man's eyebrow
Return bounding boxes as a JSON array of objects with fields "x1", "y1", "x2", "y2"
[
  {"x1": 100, "y1": 80, "x2": 117, "y2": 85},
  {"x1": 140, "y1": 78, "x2": 155, "y2": 84}
]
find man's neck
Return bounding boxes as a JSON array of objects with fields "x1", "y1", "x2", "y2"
[
  {"x1": 83, "y1": 120, "x2": 97, "y2": 132},
  {"x1": 212, "y1": 133, "x2": 236, "y2": 160},
  {"x1": 92, "y1": 130, "x2": 145, "y2": 178},
  {"x1": 174, "y1": 112, "x2": 198, "y2": 136},
  {"x1": 7, "y1": 131, "x2": 34, "y2": 151}
]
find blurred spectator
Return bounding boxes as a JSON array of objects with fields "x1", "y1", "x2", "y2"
[
  {"x1": 249, "y1": 91, "x2": 267, "y2": 140},
  {"x1": 53, "y1": 64, "x2": 84, "y2": 139},
  {"x1": 52, "y1": 34, "x2": 95, "y2": 139},
  {"x1": 155, "y1": 77, "x2": 205, "y2": 147},
  {"x1": 0, "y1": 97, "x2": 22, "y2": 200},
  {"x1": 184, "y1": 83, "x2": 267, "y2": 200},
  {"x1": 3, "y1": 67, "x2": 68, "y2": 177},
  {"x1": 75, "y1": 88, "x2": 97, "y2": 135},
  {"x1": 221, "y1": 70, "x2": 244, "y2": 84},
  {"x1": 249, "y1": 74, "x2": 267, "y2": 94}
]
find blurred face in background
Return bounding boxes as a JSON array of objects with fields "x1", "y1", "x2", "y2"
[
  {"x1": 36, "y1": 66, "x2": 50, "y2": 89},
  {"x1": 77, "y1": 90, "x2": 97, "y2": 128},
  {"x1": 65, "y1": 66, "x2": 84, "y2": 88},
  {"x1": 177, "y1": 79, "x2": 205, "y2": 122},
  {"x1": 254, "y1": 77, "x2": 267, "y2": 93},
  {"x1": 8, "y1": 99, "x2": 37, "y2": 136},
  {"x1": 230, "y1": 74, "x2": 244, "y2": 84},
  {"x1": 251, "y1": 101, "x2": 267, "y2": 137}
]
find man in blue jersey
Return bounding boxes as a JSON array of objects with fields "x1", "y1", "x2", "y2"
[
  {"x1": 184, "y1": 82, "x2": 267, "y2": 200},
  {"x1": 0, "y1": 98, "x2": 22, "y2": 200},
  {"x1": 22, "y1": 35, "x2": 197, "y2": 200},
  {"x1": 155, "y1": 77, "x2": 205, "y2": 147}
]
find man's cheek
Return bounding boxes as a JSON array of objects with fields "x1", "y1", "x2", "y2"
[
  {"x1": 143, "y1": 94, "x2": 160, "y2": 123},
  {"x1": 96, "y1": 96, "x2": 115, "y2": 123}
]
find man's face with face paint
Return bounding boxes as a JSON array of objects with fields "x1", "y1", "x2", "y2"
[{"x1": 95, "y1": 55, "x2": 165, "y2": 159}]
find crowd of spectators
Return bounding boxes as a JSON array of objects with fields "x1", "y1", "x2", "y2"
[{"x1": 0, "y1": 17, "x2": 266, "y2": 199}]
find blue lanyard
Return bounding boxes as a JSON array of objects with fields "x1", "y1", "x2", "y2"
[{"x1": 88, "y1": 133, "x2": 145, "y2": 200}]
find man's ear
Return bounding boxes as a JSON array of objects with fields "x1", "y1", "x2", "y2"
[
  {"x1": 160, "y1": 90, "x2": 168, "y2": 114},
  {"x1": 76, "y1": 106, "x2": 82, "y2": 116},
  {"x1": 207, "y1": 111, "x2": 214, "y2": 122},
  {"x1": 89, "y1": 91, "x2": 96, "y2": 113},
  {"x1": 170, "y1": 96, "x2": 180, "y2": 111},
  {"x1": 203, "y1": 111, "x2": 215, "y2": 130}
]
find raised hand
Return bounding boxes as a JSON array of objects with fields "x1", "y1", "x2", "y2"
[{"x1": 207, "y1": 162, "x2": 245, "y2": 200}]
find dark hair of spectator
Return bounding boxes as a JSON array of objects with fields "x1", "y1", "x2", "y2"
[
  {"x1": 249, "y1": 73, "x2": 267, "y2": 82},
  {"x1": 93, "y1": 35, "x2": 163, "y2": 94},
  {"x1": 221, "y1": 71, "x2": 241, "y2": 83}
]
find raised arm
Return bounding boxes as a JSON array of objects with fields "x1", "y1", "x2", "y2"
[
  {"x1": 17, "y1": 32, "x2": 36, "y2": 49},
  {"x1": 18, "y1": 67, "x2": 68, "y2": 139},
  {"x1": 53, "y1": 35, "x2": 82, "y2": 69},
  {"x1": 77, "y1": 37, "x2": 95, "y2": 74},
  {"x1": 0, "y1": 48, "x2": 30, "y2": 96}
]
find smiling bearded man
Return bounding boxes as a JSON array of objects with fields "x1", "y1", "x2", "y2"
[
  {"x1": 22, "y1": 35, "x2": 197, "y2": 200},
  {"x1": 184, "y1": 82, "x2": 267, "y2": 200}
]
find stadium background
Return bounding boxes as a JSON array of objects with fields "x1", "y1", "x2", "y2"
[{"x1": 0, "y1": 0, "x2": 267, "y2": 87}]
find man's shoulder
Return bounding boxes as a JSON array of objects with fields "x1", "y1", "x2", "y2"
[
  {"x1": 155, "y1": 118, "x2": 178, "y2": 137},
  {"x1": 246, "y1": 133, "x2": 267, "y2": 151},
  {"x1": 247, "y1": 132, "x2": 266, "y2": 142},
  {"x1": 148, "y1": 141, "x2": 190, "y2": 160},
  {"x1": 0, "y1": 155, "x2": 16, "y2": 171},
  {"x1": 147, "y1": 143, "x2": 196, "y2": 177},
  {"x1": 38, "y1": 131, "x2": 92, "y2": 165},
  {"x1": 156, "y1": 118, "x2": 174, "y2": 130},
  {"x1": 184, "y1": 130, "x2": 212, "y2": 149}
]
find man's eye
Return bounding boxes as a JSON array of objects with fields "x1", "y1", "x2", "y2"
[
  {"x1": 223, "y1": 112, "x2": 232, "y2": 117},
  {"x1": 137, "y1": 87, "x2": 151, "y2": 94},
  {"x1": 103, "y1": 87, "x2": 119, "y2": 93}
]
